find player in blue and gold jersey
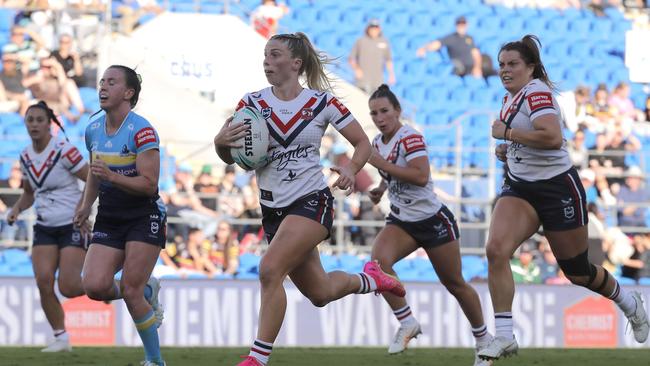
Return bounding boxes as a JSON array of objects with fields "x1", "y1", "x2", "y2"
[{"x1": 74, "y1": 65, "x2": 166, "y2": 366}]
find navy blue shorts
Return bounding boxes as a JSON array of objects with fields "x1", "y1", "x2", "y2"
[
  {"x1": 261, "y1": 188, "x2": 334, "y2": 243},
  {"x1": 499, "y1": 168, "x2": 588, "y2": 231},
  {"x1": 91, "y1": 210, "x2": 167, "y2": 250},
  {"x1": 386, "y1": 205, "x2": 460, "y2": 248},
  {"x1": 33, "y1": 223, "x2": 88, "y2": 249}
]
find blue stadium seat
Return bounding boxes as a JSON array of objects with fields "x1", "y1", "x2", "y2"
[
  {"x1": 238, "y1": 253, "x2": 261, "y2": 273},
  {"x1": 0, "y1": 8, "x2": 16, "y2": 32},
  {"x1": 320, "y1": 254, "x2": 340, "y2": 272},
  {"x1": 338, "y1": 254, "x2": 363, "y2": 273},
  {"x1": 173, "y1": 3, "x2": 199, "y2": 13},
  {"x1": 201, "y1": 3, "x2": 224, "y2": 14},
  {"x1": 3, "y1": 249, "x2": 31, "y2": 266},
  {"x1": 639, "y1": 277, "x2": 650, "y2": 285}
]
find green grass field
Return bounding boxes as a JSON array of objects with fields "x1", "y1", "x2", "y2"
[{"x1": 1, "y1": 347, "x2": 648, "y2": 366}]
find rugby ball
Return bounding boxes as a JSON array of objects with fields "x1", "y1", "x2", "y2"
[{"x1": 230, "y1": 106, "x2": 269, "y2": 171}]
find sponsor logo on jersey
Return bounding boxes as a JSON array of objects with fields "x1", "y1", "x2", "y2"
[
  {"x1": 261, "y1": 107, "x2": 273, "y2": 119},
  {"x1": 328, "y1": 97, "x2": 349, "y2": 115},
  {"x1": 120, "y1": 144, "x2": 129, "y2": 156},
  {"x1": 282, "y1": 169, "x2": 298, "y2": 182},
  {"x1": 151, "y1": 221, "x2": 159, "y2": 234},
  {"x1": 564, "y1": 206, "x2": 575, "y2": 219},
  {"x1": 527, "y1": 92, "x2": 553, "y2": 113},
  {"x1": 561, "y1": 198, "x2": 573, "y2": 206},
  {"x1": 65, "y1": 147, "x2": 82, "y2": 165},
  {"x1": 135, "y1": 127, "x2": 157, "y2": 148},
  {"x1": 104, "y1": 140, "x2": 112, "y2": 148},
  {"x1": 269, "y1": 144, "x2": 314, "y2": 171},
  {"x1": 300, "y1": 108, "x2": 314, "y2": 120},
  {"x1": 402, "y1": 134, "x2": 425, "y2": 154},
  {"x1": 93, "y1": 231, "x2": 109, "y2": 239}
]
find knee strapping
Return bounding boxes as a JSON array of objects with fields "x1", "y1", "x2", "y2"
[{"x1": 557, "y1": 249, "x2": 593, "y2": 282}]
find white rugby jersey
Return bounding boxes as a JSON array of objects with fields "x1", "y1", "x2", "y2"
[
  {"x1": 236, "y1": 87, "x2": 355, "y2": 208},
  {"x1": 501, "y1": 79, "x2": 572, "y2": 181},
  {"x1": 19, "y1": 137, "x2": 86, "y2": 227},
  {"x1": 372, "y1": 124, "x2": 441, "y2": 221}
]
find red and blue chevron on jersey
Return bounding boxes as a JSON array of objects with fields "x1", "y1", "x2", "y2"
[
  {"x1": 19, "y1": 137, "x2": 86, "y2": 227},
  {"x1": 236, "y1": 87, "x2": 355, "y2": 208},
  {"x1": 372, "y1": 124, "x2": 441, "y2": 222}
]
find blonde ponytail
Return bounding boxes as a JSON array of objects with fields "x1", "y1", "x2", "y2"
[{"x1": 271, "y1": 32, "x2": 334, "y2": 92}]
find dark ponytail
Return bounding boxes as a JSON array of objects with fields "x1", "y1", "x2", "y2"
[
  {"x1": 499, "y1": 34, "x2": 556, "y2": 91},
  {"x1": 369, "y1": 84, "x2": 401, "y2": 112},
  {"x1": 26, "y1": 101, "x2": 69, "y2": 142}
]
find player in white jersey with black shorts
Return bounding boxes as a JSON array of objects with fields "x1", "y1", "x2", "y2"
[
  {"x1": 214, "y1": 32, "x2": 405, "y2": 366},
  {"x1": 7, "y1": 101, "x2": 89, "y2": 353},
  {"x1": 478, "y1": 35, "x2": 649, "y2": 362},
  {"x1": 366, "y1": 85, "x2": 493, "y2": 366}
]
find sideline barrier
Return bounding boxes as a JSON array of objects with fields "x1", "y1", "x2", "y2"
[{"x1": 0, "y1": 278, "x2": 648, "y2": 348}]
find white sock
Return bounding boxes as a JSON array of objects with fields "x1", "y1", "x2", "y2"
[
  {"x1": 472, "y1": 324, "x2": 491, "y2": 345},
  {"x1": 393, "y1": 305, "x2": 416, "y2": 325},
  {"x1": 608, "y1": 281, "x2": 637, "y2": 317},
  {"x1": 249, "y1": 338, "x2": 273, "y2": 365},
  {"x1": 54, "y1": 329, "x2": 69, "y2": 342},
  {"x1": 495, "y1": 312, "x2": 513, "y2": 339},
  {"x1": 355, "y1": 272, "x2": 377, "y2": 294}
]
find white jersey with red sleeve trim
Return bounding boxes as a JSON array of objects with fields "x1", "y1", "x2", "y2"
[
  {"x1": 19, "y1": 137, "x2": 86, "y2": 227},
  {"x1": 235, "y1": 87, "x2": 355, "y2": 208},
  {"x1": 502, "y1": 79, "x2": 572, "y2": 181},
  {"x1": 372, "y1": 124, "x2": 441, "y2": 221}
]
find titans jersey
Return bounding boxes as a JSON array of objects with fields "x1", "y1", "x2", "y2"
[
  {"x1": 236, "y1": 87, "x2": 355, "y2": 208},
  {"x1": 19, "y1": 138, "x2": 85, "y2": 227},
  {"x1": 372, "y1": 125, "x2": 441, "y2": 221},
  {"x1": 84, "y1": 112, "x2": 166, "y2": 217},
  {"x1": 501, "y1": 79, "x2": 572, "y2": 181}
]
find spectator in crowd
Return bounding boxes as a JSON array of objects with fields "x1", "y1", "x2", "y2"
[
  {"x1": 579, "y1": 168, "x2": 600, "y2": 205},
  {"x1": 239, "y1": 174, "x2": 263, "y2": 251},
  {"x1": 217, "y1": 165, "x2": 244, "y2": 219},
  {"x1": 0, "y1": 79, "x2": 21, "y2": 113},
  {"x1": 608, "y1": 82, "x2": 645, "y2": 122},
  {"x1": 116, "y1": 0, "x2": 164, "y2": 35},
  {"x1": 201, "y1": 221, "x2": 240, "y2": 276},
  {"x1": 587, "y1": 83, "x2": 612, "y2": 126},
  {"x1": 349, "y1": 19, "x2": 395, "y2": 93},
  {"x1": 588, "y1": 133, "x2": 622, "y2": 177},
  {"x1": 159, "y1": 227, "x2": 206, "y2": 277},
  {"x1": 603, "y1": 226, "x2": 635, "y2": 271},
  {"x1": 2, "y1": 25, "x2": 45, "y2": 73},
  {"x1": 559, "y1": 85, "x2": 598, "y2": 132},
  {"x1": 637, "y1": 234, "x2": 650, "y2": 280},
  {"x1": 251, "y1": 0, "x2": 289, "y2": 39},
  {"x1": 51, "y1": 34, "x2": 85, "y2": 87},
  {"x1": 193, "y1": 164, "x2": 219, "y2": 211},
  {"x1": 0, "y1": 53, "x2": 37, "y2": 115},
  {"x1": 534, "y1": 237, "x2": 560, "y2": 283},
  {"x1": 0, "y1": 162, "x2": 28, "y2": 246},
  {"x1": 29, "y1": 56, "x2": 85, "y2": 123},
  {"x1": 510, "y1": 243, "x2": 542, "y2": 284},
  {"x1": 644, "y1": 95, "x2": 649, "y2": 122},
  {"x1": 616, "y1": 166, "x2": 650, "y2": 233},
  {"x1": 621, "y1": 233, "x2": 648, "y2": 281},
  {"x1": 168, "y1": 163, "x2": 220, "y2": 237},
  {"x1": 568, "y1": 129, "x2": 589, "y2": 169},
  {"x1": 416, "y1": 16, "x2": 483, "y2": 78},
  {"x1": 605, "y1": 127, "x2": 640, "y2": 178},
  {"x1": 587, "y1": 202, "x2": 608, "y2": 265}
]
